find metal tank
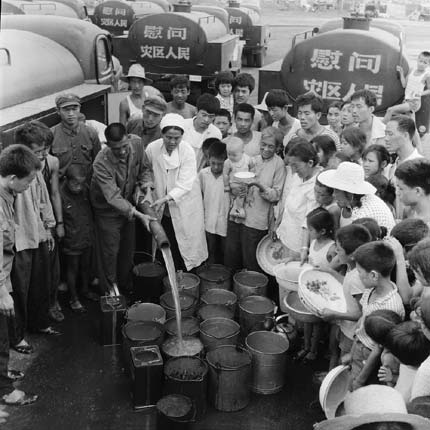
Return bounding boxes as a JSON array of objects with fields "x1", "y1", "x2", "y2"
[
  {"x1": 1, "y1": 1, "x2": 26, "y2": 14},
  {"x1": 191, "y1": 5, "x2": 229, "y2": 30},
  {"x1": 259, "y1": 17, "x2": 409, "y2": 115},
  {"x1": 2, "y1": 15, "x2": 113, "y2": 85},
  {"x1": 128, "y1": 1, "x2": 165, "y2": 18},
  {"x1": 93, "y1": 1, "x2": 136, "y2": 35},
  {"x1": 19, "y1": 1, "x2": 80, "y2": 18}
]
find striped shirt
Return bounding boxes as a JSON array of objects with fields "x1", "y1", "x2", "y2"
[{"x1": 355, "y1": 282, "x2": 405, "y2": 350}]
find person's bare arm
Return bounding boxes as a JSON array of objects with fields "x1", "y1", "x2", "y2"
[
  {"x1": 353, "y1": 345, "x2": 382, "y2": 390},
  {"x1": 50, "y1": 157, "x2": 64, "y2": 239},
  {"x1": 119, "y1": 99, "x2": 129, "y2": 126}
]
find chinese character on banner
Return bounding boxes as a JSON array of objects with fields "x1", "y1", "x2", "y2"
[
  {"x1": 348, "y1": 52, "x2": 381, "y2": 74},
  {"x1": 167, "y1": 27, "x2": 187, "y2": 40},
  {"x1": 165, "y1": 46, "x2": 178, "y2": 60},
  {"x1": 140, "y1": 45, "x2": 153, "y2": 58},
  {"x1": 177, "y1": 47, "x2": 190, "y2": 61},
  {"x1": 364, "y1": 84, "x2": 384, "y2": 105},
  {"x1": 102, "y1": 6, "x2": 113, "y2": 15},
  {"x1": 230, "y1": 16, "x2": 242, "y2": 24},
  {"x1": 310, "y1": 49, "x2": 343, "y2": 71},
  {"x1": 143, "y1": 25, "x2": 163, "y2": 39},
  {"x1": 304, "y1": 79, "x2": 323, "y2": 94},
  {"x1": 119, "y1": 19, "x2": 127, "y2": 27},
  {"x1": 115, "y1": 8, "x2": 126, "y2": 16},
  {"x1": 153, "y1": 46, "x2": 165, "y2": 59},
  {"x1": 322, "y1": 81, "x2": 342, "y2": 99},
  {"x1": 342, "y1": 83, "x2": 357, "y2": 101}
]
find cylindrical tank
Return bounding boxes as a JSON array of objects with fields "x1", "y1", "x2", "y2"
[
  {"x1": 93, "y1": 1, "x2": 136, "y2": 35},
  {"x1": 281, "y1": 17, "x2": 409, "y2": 113},
  {"x1": 226, "y1": 5, "x2": 260, "y2": 40},
  {"x1": 128, "y1": 1, "x2": 165, "y2": 18},
  {"x1": 0, "y1": 30, "x2": 84, "y2": 109},
  {"x1": 1, "y1": 1, "x2": 26, "y2": 14},
  {"x1": 138, "y1": 0, "x2": 170, "y2": 12},
  {"x1": 128, "y1": 11, "x2": 227, "y2": 73},
  {"x1": 20, "y1": 1, "x2": 80, "y2": 18},
  {"x1": 191, "y1": 5, "x2": 229, "y2": 30}
]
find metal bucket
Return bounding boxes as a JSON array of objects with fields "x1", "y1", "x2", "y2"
[
  {"x1": 163, "y1": 272, "x2": 200, "y2": 299},
  {"x1": 206, "y1": 345, "x2": 252, "y2": 412},
  {"x1": 245, "y1": 331, "x2": 289, "y2": 394},
  {"x1": 197, "y1": 304, "x2": 234, "y2": 321},
  {"x1": 126, "y1": 302, "x2": 166, "y2": 324},
  {"x1": 156, "y1": 394, "x2": 194, "y2": 430},
  {"x1": 199, "y1": 317, "x2": 240, "y2": 351},
  {"x1": 164, "y1": 317, "x2": 200, "y2": 338},
  {"x1": 160, "y1": 291, "x2": 198, "y2": 319},
  {"x1": 233, "y1": 270, "x2": 268, "y2": 300},
  {"x1": 132, "y1": 262, "x2": 166, "y2": 303},
  {"x1": 196, "y1": 264, "x2": 232, "y2": 294},
  {"x1": 200, "y1": 288, "x2": 237, "y2": 313},
  {"x1": 163, "y1": 356, "x2": 208, "y2": 421},
  {"x1": 161, "y1": 336, "x2": 204, "y2": 361},
  {"x1": 239, "y1": 295, "x2": 276, "y2": 336}
]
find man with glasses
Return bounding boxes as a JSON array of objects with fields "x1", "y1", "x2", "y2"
[
  {"x1": 183, "y1": 93, "x2": 222, "y2": 171},
  {"x1": 166, "y1": 75, "x2": 197, "y2": 119}
]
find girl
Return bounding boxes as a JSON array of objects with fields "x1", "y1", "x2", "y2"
[
  {"x1": 326, "y1": 101, "x2": 343, "y2": 136},
  {"x1": 362, "y1": 144, "x2": 391, "y2": 178},
  {"x1": 296, "y1": 208, "x2": 336, "y2": 363},
  {"x1": 340, "y1": 101, "x2": 355, "y2": 129},
  {"x1": 214, "y1": 70, "x2": 234, "y2": 115},
  {"x1": 339, "y1": 127, "x2": 367, "y2": 164}
]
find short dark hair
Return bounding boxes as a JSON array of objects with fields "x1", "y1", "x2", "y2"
[
  {"x1": 336, "y1": 224, "x2": 372, "y2": 256},
  {"x1": 389, "y1": 115, "x2": 416, "y2": 141},
  {"x1": 311, "y1": 135, "x2": 337, "y2": 158},
  {"x1": 202, "y1": 137, "x2": 221, "y2": 152},
  {"x1": 366, "y1": 174, "x2": 396, "y2": 207},
  {"x1": 208, "y1": 141, "x2": 227, "y2": 160},
  {"x1": 409, "y1": 238, "x2": 430, "y2": 285},
  {"x1": 169, "y1": 75, "x2": 190, "y2": 90},
  {"x1": 214, "y1": 70, "x2": 234, "y2": 90},
  {"x1": 395, "y1": 159, "x2": 430, "y2": 195},
  {"x1": 341, "y1": 127, "x2": 367, "y2": 153},
  {"x1": 65, "y1": 164, "x2": 87, "y2": 180},
  {"x1": 385, "y1": 321, "x2": 430, "y2": 367},
  {"x1": 364, "y1": 309, "x2": 402, "y2": 346},
  {"x1": 266, "y1": 89, "x2": 290, "y2": 109},
  {"x1": 296, "y1": 92, "x2": 323, "y2": 113},
  {"x1": 390, "y1": 219, "x2": 429, "y2": 249},
  {"x1": 234, "y1": 103, "x2": 255, "y2": 120},
  {"x1": 0, "y1": 144, "x2": 41, "y2": 178},
  {"x1": 215, "y1": 109, "x2": 232, "y2": 123},
  {"x1": 351, "y1": 89, "x2": 377, "y2": 108},
  {"x1": 328, "y1": 101, "x2": 342, "y2": 110},
  {"x1": 306, "y1": 207, "x2": 335, "y2": 239},
  {"x1": 196, "y1": 93, "x2": 220, "y2": 115},
  {"x1": 287, "y1": 141, "x2": 318, "y2": 165},
  {"x1": 105, "y1": 123, "x2": 126, "y2": 142},
  {"x1": 14, "y1": 121, "x2": 54, "y2": 148},
  {"x1": 352, "y1": 217, "x2": 386, "y2": 241},
  {"x1": 419, "y1": 51, "x2": 430, "y2": 59},
  {"x1": 362, "y1": 144, "x2": 390, "y2": 168},
  {"x1": 353, "y1": 241, "x2": 396, "y2": 277},
  {"x1": 233, "y1": 72, "x2": 255, "y2": 93}
]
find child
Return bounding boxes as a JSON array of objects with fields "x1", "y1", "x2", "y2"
[
  {"x1": 340, "y1": 101, "x2": 355, "y2": 129},
  {"x1": 165, "y1": 75, "x2": 197, "y2": 119},
  {"x1": 385, "y1": 321, "x2": 430, "y2": 401},
  {"x1": 311, "y1": 135, "x2": 337, "y2": 169},
  {"x1": 364, "y1": 309, "x2": 403, "y2": 388},
  {"x1": 223, "y1": 138, "x2": 253, "y2": 219},
  {"x1": 385, "y1": 51, "x2": 430, "y2": 120},
  {"x1": 326, "y1": 101, "x2": 343, "y2": 136},
  {"x1": 350, "y1": 242, "x2": 405, "y2": 390},
  {"x1": 61, "y1": 164, "x2": 96, "y2": 313},
  {"x1": 362, "y1": 144, "x2": 391, "y2": 178},
  {"x1": 214, "y1": 71, "x2": 234, "y2": 115},
  {"x1": 214, "y1": 109, "x2": 232, "y2": 139},
  {"x1": 296, "y1": 208, "x2": 336, "y2": 363},
  {"x1": 201, "y1": 137, "x2": 221, "y2": 169},
  {"x1": 339, "y1": 127, "x2": 367, "y2": 164},
  {"x1": 199, "y1": 141, "x2": 229, "y2": 264}
]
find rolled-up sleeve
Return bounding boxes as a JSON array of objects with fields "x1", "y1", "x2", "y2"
[
  {"x1": 260, "y1": 159, "x2": 286, "y2": 203},
  {"x1": 168, "y1": 145, "x2": 197, "y2": 202},
  {"x1": 137, "y1": 148, "x2": 154, "y2": 190}
]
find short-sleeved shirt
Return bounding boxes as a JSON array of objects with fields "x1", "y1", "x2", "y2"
[
  {"x1": 0, "y1": 185, "x2": 15, "y2": 292},
  {"x1": 355, "y1": 283, "x2": 405, "y2": 350}
]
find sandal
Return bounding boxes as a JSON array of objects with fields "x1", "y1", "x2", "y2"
[
  {"x1": 12, "y1": 341, "x2": 33, "y2": 355},
  {"x1": 7, "y1": 369, "x2": 24, "y2": 381},
  {"x1": 70, "y1": 300, "x2": 87, "y2": 314},
  {"x1": 294, "y1": 349, "x2": 309, "y2": 361},
  {"x1": 38, "y1": 327, "x2": 62, "y2": 336},
  {"x1": 49, "y1": 308, "x2": 64, "y2": 323},
  {"x1": 2, "y1": 390, "x2": 38, "y2": 406}
]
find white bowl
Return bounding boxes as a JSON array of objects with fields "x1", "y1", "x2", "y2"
[
  {"x1": 257, "y1": 235, "x2": 291, "y2": 276},
  {"x1": 233, "y1": 171, "x2": 255, "y2": 184},
  {"x1": 319, "y1": 365, "x2": 350, "y2": 419}
]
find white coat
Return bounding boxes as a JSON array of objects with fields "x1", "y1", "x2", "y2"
[{"x1": 146, "y1": 138, "x2": 208, "y2": 270}]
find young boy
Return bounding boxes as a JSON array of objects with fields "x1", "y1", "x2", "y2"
[
  {"x1": 61, "y1": 165, "x2": 96, "y2": 312},
  {"x1": 165, "y1": 75, "x2": 197, "y2": 119},
  {"x1": 215, "y1": 70, "x2": 234, "y2": 115},
  {"x1": 214, "y1": 109, "x2": 232, "y2": 139},
  {"x1": 350, "y1": 241, "x2": 405, "y2": 390},
  {"x1": 0, "y1": 145, "x2": 40, "y2": 406},
  {"x1": 199, "y1": 140, "x2": 229, "y2": 264}
]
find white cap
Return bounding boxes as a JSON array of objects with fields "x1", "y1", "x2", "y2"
[{"x1": 160, "y1": 113, "x2": 185, "y2": 133}]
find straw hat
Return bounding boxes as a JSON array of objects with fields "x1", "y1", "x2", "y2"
[
  {"x1": 160, "y1": 113, "x2": 185, "y2": 133},
  {"x1": 318, "y1": 162, "x2": 376, "y2": 195},
  {"x1": 314, "y1": 385, "x2": 430, "y2": 430},
  {"x1": 121, "y1": 64, "x2": 153, "y2": 84}
]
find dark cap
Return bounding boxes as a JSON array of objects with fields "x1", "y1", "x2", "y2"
[
  {"x1": 143, "y1": 96, "x2": 167, "y2": 115},
  {"x1": 55, "y1": 93, "x2": 81, "y2": 108}
]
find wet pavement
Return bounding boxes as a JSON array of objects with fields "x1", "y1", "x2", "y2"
[{"x1": 5, "y1": 296, "x2": 326, "y2": 430}]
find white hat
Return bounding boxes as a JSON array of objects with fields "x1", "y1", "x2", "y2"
[
  {"x1": 315, "y1": 385, "x2": 430, "y2": 430},
  {"x1": 160, "y1": 113, "x2": 185, "y2": 133},
  {"x1": 120, "y1": 64, "x2": 153, "y2": 84},
  {"x1": 318, "y1": 162, "x2": 376, "y2": 195},
  {"x1": 255, "y1": 92, "x2": 269, "y2": 112}
]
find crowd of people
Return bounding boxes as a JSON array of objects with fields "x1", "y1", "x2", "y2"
[{"x1": 0, "y1": 53, "x2": 430, "y2": 428}]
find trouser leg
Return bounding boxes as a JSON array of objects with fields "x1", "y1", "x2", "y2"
[
  {"x1": 224, "y1": 221, "x2": 242, "y2": 273},
  {"x1": 117, "y1": 220, "x2": 135, "y2": 291},
  {"x1": 241, "y1": 225, "x2": 267, "y2": 272},
  {"x1": 161, "y1": 216, "x2": 186, "y2": 272},
  {"x1": 0, "y1": 314, "x2": 12, "y2": 396}
]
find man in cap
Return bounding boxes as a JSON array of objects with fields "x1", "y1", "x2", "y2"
[
  {"x1": 118, "y1": 64, "x2": 163, "y2": 127},
  {"x1": 90, "y1": 123, "x2": 155, "y2": 294},
  {"x1": 51, "y1": 93, "x2": 101, "y2": 181},
  {"x1": 126, "y1": 96, "x2": 167, "y2": 147}
]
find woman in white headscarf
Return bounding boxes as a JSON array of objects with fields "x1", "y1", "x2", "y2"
[{"x1": 146, "y1": 113, "x2": 208, "y2": 270}]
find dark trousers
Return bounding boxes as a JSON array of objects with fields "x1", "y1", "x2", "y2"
[
  {"x1": 206, "y1": 232, "x2": 225, "y2": 265},
  {"x1": 161, "y1": 216, "x2": 186, "y2": 272},
  {"x1": 224, "y1": 221, "x2": 267, "y2": 273},
  {"x1": 95, "y1": 215, "x2": 135, "y2": 293},
  {"x1": 48, "y1": 240, "x2": 60, "y2": 308},
  {"x1": 0, "y1": 314, "x2": 12, "y2": 396},
  {"x1": 10, "y1": 242, "x2": 50, "y2": 344}
]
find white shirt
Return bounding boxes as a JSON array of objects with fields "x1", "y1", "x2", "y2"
[
  {"x1": 369, "y1": 115, "x2": 386, "y2": 146},
  {"x1": 411, "y1": 356, "x2": 430, "y2": 400}
]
